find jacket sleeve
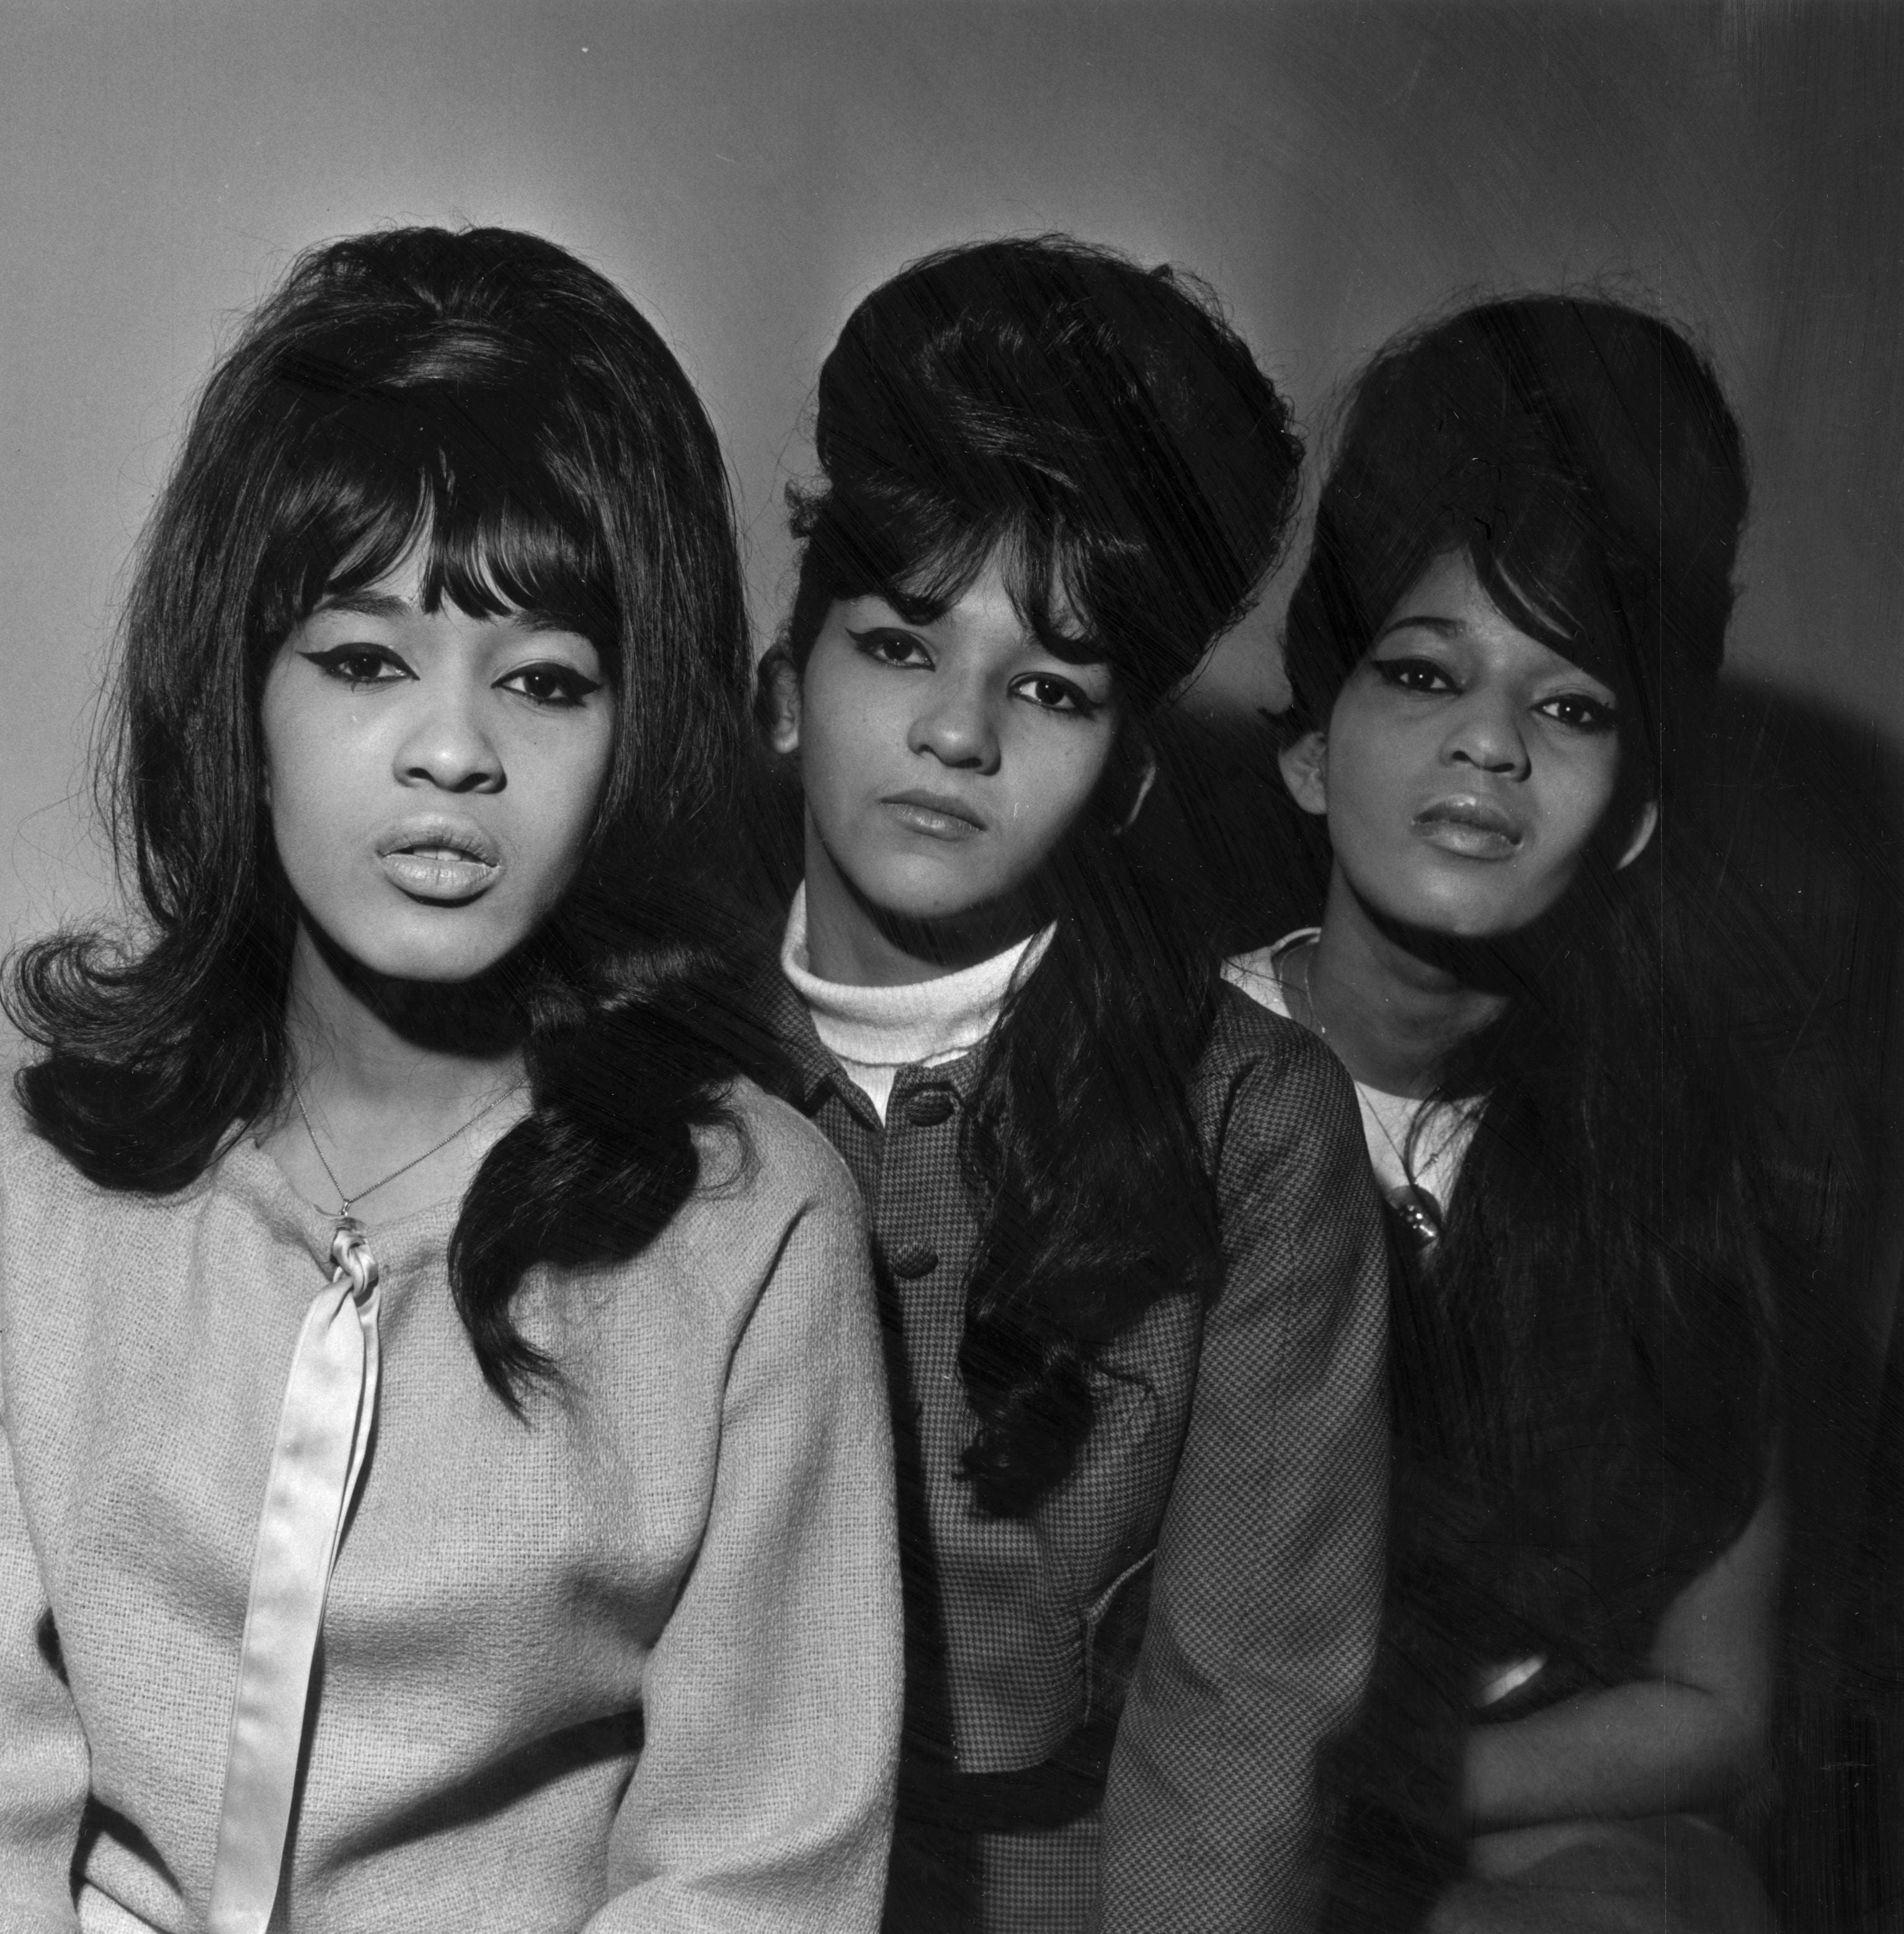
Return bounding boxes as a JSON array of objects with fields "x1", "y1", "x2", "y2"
[
  {"x1": 0, "y1": 1399, "x2": 89, "y2": 1928},
  {"x1": 1097, "y1": 1028, "x2": 1389, "y2": 1933},
  {"x1": 589, "y1": 1174, "x2": 903, "y2": 1933}
]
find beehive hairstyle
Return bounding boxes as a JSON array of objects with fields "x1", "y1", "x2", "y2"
[
  {"x1": 1285, "y1": 294, "x2": 1748, "y2": 822},
  {"x1": 781, "y1": 235, "x2": 1303, "y2": 1512},
  {"x1": 9, "y1": 225, "x2": 758, "y2": 1409},
  {"x1": 1286, "y1": 291, "x2": 1779, "y2": 1925},
  {"x1": 1292, "y1": 290, "x2": 1775, "y2": 1652}
]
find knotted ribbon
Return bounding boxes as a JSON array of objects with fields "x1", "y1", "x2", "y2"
[{"x1": 207, "y1": 1223, "x2": 382, "y2": 1933}]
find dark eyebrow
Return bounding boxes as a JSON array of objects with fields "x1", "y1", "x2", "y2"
[
  {"x1": 310, "y1": 590, "x2": 414, "y2": 621},
  {"x1": 849, "y1": 591, "x2": 1107, "y2": 669},
  {"x1": 1034, "y1": 624, "x2": 1108, "y2": 669},
  {"x1": 847, "y1": 589, "x2": 941, "y2": 629},
  {"x1": 1374, "y1": 612, "x2": 1462, "y2": 643},
  {"x1": 309, "y1": 592, "x2": 581, "y2": 637},
  {"x1": 509, "y1": 610, "x2": 590, "y2": 638}
]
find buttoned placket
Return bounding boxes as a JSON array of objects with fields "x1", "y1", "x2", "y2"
[{"x1": 876, "y1": 1067, "x2": 987, "y2": 1298}]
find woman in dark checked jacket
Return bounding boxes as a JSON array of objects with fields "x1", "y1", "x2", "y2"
[{"x1": 755, "y1": 236, "x2": 1390, "y2": 1932}]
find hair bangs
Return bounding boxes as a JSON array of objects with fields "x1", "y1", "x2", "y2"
[
  {"x1": 791, "y1": 473, "x2": 1110, "y2": 663},
  {"x1": 1468, "y1": 492, "x2": 1634, "y2": 706},
  {"x1": 909, "y1": 515, "x2": 1113, "y2": 663},
  {"x1": 876, "y1": 507, "x2": 1005, "y2": 622},
  {"x1": 414, "y1": 483, "x2": 615, "y2": 653},
  {"x1": 257, "y1": 380, "x2": 616, "y2": 661}
]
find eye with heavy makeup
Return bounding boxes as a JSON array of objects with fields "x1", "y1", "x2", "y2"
[
  {"x1": 844, "y1": 620, "x2": 1110, "y2": 717},
  {"x1": 295, "y1": 634, "x2": 606, "y2": 710},
  {"x1": 1365, "y1": 630, "x2": 1620, "y2": 738}
]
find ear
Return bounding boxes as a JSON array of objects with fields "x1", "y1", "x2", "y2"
[
  {"x1": 756, "y1": 646, "x2": 802, "y2": 755},
  {"x1": 1277, "y1": 730, "x2": 1328, "y2": 818},
  {"x1": 1113, "y1": 743, "x2": 1159, "y2": 834},
  {"x1": 1615, "y1": 797, "x2": 1660, "y2": 871}
]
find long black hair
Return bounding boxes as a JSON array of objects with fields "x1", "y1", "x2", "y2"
[
  {"x1": 777, "y1": 235, "x2": 1303, "y2": 1514},
  {"x1": 1287, "y1": 295, "x2": 1784, "y2": 1931},
  {"x1": 7, "y1": 225, "x2": 757, "y2": 1409},
  {"x1": 1286, "y1": 292, "x2": 1777, "y2": 1627}
]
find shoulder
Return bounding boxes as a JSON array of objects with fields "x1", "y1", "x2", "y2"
[
  {"x1": 559, "y1": 1079, "x2": 870, "y2": 1363},
  {"x1": 0, "y1": 1072, "x2": 100, "y2": 1211},
  {"x1": 1195, "y1": 983, "x2": 1361, "y2": 1144},
  {"x1": 1222, "y1": 943, "x2": 1291, "y2": 1020},
  {"x1": 710, "y1": 1076, "x2": 863, "y2": 1202},
  {"x1": 690, "y1": 1075, "x2": 868, "y2": 1235},
  {"x1": 638, "y1": 1077, "x2": 874, "y2": 1361},
  {"x1": 1222, "y1": 926, "x2": 1319, "y2": 1025},
  {"x1": 0, "y1": 1077, "x2": 193, "y2": 1349}
]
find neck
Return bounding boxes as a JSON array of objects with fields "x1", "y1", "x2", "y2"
[
  {"x1": 264, "y1": 920, "x2": 529, "y2": 1223},
  {"x1": 1304, "y1": 870, "x2": 1508, "y2": 1098},
  {"x1": 802, "y1": 814, "x2": 1040, "y2": 987},
  {"x1": 285, "y1": 924, "x2": 525, "y2": 1108}
]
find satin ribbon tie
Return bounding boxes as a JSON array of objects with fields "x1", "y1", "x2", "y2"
[{"x1": 208, "y1": 1223, "x2": 382, "y2": 1934}]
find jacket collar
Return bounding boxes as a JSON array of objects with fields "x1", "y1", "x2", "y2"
[
  {"x1": 757, "y1": 963, "x2": 848, "y2": 1115},
  {"x1": 757, "y1": 955, "x2": 990, "y2": 1133}
]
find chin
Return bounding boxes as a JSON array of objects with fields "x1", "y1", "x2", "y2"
[
  {"x1": 1364, "y1": 854, "x2": 1560, "y2": 940},
  {"x1": 354, "y1": 950, "x2": 515, "y2": 986},
  {"x1": 855, "y1": 860, "x2": 1010, "y2": 928},
  {"x1": 335, "y1": 913, "x2": 530, "y2": 986},
  {"x1": 1399, "y1": 894, "x2": 1560, "y2": 945}
]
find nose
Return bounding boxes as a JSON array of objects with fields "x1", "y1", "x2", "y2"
[
  {"x1": 907, "y1": 672, "x2": 1000, "y2": 773},
  {"x1": 1441, "y1": 687, "x2": 1530, "y2": 780},
  {"x1": 394, "y1": 688, "x2": 505, "y2": 794}
]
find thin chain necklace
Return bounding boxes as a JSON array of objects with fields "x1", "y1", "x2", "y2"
[
  {"x1": 1286, "y1": 935, "x2": 1448, "y2": 1249},
  {"x1": 291, "y1": 1084, "x2": 514, "y2": 1223}
]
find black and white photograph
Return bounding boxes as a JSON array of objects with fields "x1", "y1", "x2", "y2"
[{"x1": 1, "y1": 4, "x2": 1900, "y2": 1929}]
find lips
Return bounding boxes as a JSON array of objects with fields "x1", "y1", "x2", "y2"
[
  {"x1": 1413, "y1": 795, "x2": 1524, "y2": 858},
  {"x1": 879, "y1": 790, "x2": 987, "y2": 841},
  {"x1": 375, "y1": 819, "x2": 502, "y2": 901}
]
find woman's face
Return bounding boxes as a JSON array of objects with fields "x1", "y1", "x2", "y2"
[
  {"x1": 772, "y1": 555, "x2": 1126, "y2": 942},
  {"x1": 1281, "y1": 550, "x2": 1655, "y2": 941},
  {"x1": 260, "y1": 550, "x2": 616, "y2": 984}
]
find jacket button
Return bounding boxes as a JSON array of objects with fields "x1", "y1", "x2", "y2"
[
  {"x1": 904, "y1": 1087, "x2": 956, "y2": 1127},
  {"x1": 887, "y1": 1242, "x2": 939, "y2": 1280}
]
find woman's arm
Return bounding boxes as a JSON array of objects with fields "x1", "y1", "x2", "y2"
[
  {"x1": 1462, "y1": 1482, "x2": 1784, "y2": 1829},
  {"x1": 589, "y1": 1172, "x2": 903, "y2": 1934},
  {"x1": 1097, "y1": 1030, "x2": 1390, "y2": 1933},
  {"x1": 0, "y1": 1407, "x2": 89, "y2": 1928}
]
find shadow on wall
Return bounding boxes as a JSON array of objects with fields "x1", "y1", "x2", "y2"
[{"x1": 1145, "y1": 674, "x2": 1904, "y2": 1930}]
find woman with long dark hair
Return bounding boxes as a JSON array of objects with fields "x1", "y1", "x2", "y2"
[
  {"x1": 0, "y1": 225, "x2": 901, "y2": 1930},
  {"x1": 755, "y1": 235, "x2": 1390, "y2": 1932},
  {"x1": 1229, "y1": 293, "x2": 1782, "y2": 1930}
]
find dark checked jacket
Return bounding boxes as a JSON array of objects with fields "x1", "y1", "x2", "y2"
[{"x1": 762, "y1": 965, "x2": 1390, "y2": 1934}]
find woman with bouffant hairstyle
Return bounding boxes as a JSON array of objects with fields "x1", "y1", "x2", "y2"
[
  {"x1": 0, "y1": 225, "x2": 899, "y2": 1931},
  {"x1": 1232, "y1": 293, "x2": 1781, "y2": 1930},
  {"x1": 758, "y1": 235, "x2": 1389, "y2": 1932}
]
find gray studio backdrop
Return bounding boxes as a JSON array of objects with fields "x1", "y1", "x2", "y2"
[{"x1": 2, "y1": 0, "x2": 1898, "y2": 938}]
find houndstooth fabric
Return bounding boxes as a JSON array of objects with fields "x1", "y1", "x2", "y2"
[{"x1": 764, "y1": 967, "x2": 1390, "y2": 1933}]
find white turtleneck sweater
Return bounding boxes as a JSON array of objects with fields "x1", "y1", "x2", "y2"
[{"x1": 779, "y1": 885, "x2": 1052, "y2": 1121}]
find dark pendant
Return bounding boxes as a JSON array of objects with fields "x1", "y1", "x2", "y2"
[{"x1": 1387, "y1": 1183, "x2": 1444, "y2": 1251}]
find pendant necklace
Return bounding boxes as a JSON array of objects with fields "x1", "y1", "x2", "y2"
[
  {"x1": 292, "y1": 1084, "x2": 515, "y2": 1226},
  {"x1": 1287, "y1": 937, "x2": 1446, "y2": 1250}
]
